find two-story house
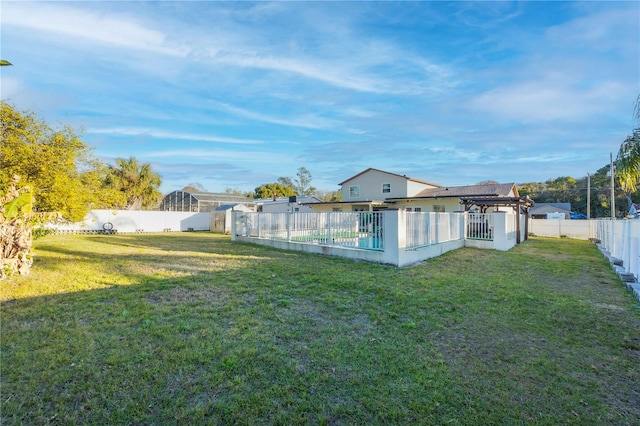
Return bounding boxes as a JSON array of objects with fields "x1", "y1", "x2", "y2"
[
  {"x1": 307, "y1": 168, "x2": 521, "y2": 213},
  {"x1": 309, "y1": 168, "x2": 441, "y2": 212}
]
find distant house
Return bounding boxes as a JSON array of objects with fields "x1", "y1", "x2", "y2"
[
  {"x1": 529, "y1": 203, "x2": 572, "y2": 219},
  {"x1": 160, "y1": 191, "x2": 255, "y2": 212},
  {"x1": 255, "y1": 195, "x2": 322, "y2": 213}
]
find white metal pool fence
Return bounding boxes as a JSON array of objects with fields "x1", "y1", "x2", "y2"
[
  {"x1": 236, "y1": 211, "x2": 386, "y2": 250},
  {"x1": 235, "y1": 211, "x2": 497, "y2": 250},
  {"x1": 233, "y1": 210, "x2": 519, "y2": 267}
]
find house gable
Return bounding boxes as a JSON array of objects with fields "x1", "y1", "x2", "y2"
[{"x1": 339, "y1": 168, "x2": 440, "y2": 202}]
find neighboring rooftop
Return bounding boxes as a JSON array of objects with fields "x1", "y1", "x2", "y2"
[
  {"x1": 387, "y1": 183, "x2": 518, "y2": 200},
  {"x1": 160, "y1": 190, "x2": 254, "y2": 212}
]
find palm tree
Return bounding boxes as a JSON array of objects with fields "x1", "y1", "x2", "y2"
[
  {"x1": 107, "y1": 157, "x2": 163, "y2": 210},
  {"x1": 615, "y1": 95, "x2": 640, "y2": 210}
]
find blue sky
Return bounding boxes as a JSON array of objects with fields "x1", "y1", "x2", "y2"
[{"x1": 1, "y1": 1, "x2": 638, "y2": 195}]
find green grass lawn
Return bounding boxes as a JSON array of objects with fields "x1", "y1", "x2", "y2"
[{"x1": 2, "y1": 233, "x2": 639, "y2": 425}]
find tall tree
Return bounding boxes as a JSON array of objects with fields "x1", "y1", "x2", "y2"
[
  {"x1": 254, "y1": 183, "x2": 295, "y2": 199},
  {"x1": 224, "y1": 187, "x2": 242, "y2": 195},
  {"x1": 105, "y1": 157, "x2": 163, "y2": 210},
  {"x1": 0, "y1": 101, "x2": 100, "y2": 221},
  {"x1": 294, "y1": 167, "x2": 316, "y2": 196},
  {"x1": 517, "y1": 182, "x2": 546, "y2": 200},
  {"x1": 544, "y1": 176, "x2": 578, "y2": 203},
  {"x1": 182, "y1": 182, "x2": 206, "y2": 193},
  {"x1": 278, "y1": 176, "x2": 294, "y2": 190},
  {"x1": 313, "y1": 190, "x2": 342, "y2": 202}
]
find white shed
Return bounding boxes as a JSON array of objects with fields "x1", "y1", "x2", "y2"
[{"x1": 212, "y1": 204, "x2": 253, "y2": 234}]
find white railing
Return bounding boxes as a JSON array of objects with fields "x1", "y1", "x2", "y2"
[
  {"x1": 234, "y1": 210, "x2": 519, "y2": 266},
  {"x1": 406, "y1": 212, "x2": 464, "y2": 249},
  {"x1": 466, "y1": 213, "x2": 494, "y2": 240},
  {"x1": 237, "y1": 211, "x2": 501, "y2": 252},
  {"x1": 235, "y1": 211, "x2": 384, "y2": 250}
]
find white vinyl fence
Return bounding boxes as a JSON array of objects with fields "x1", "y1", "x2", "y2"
[
  {"x1": 47, "y1": 210, "x2": 211, "y2": 233},
  {"x1": 528, "y1": 218, "x2": 595, "y2": 240},
  {"x1": 592, "y1": 219, "x2": 640, "y2": 301},
  {"x1": 594, "y1": 219, "x2": 640, "y2": 279}
]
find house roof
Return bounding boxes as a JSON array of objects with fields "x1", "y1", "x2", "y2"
[
  {"x1": 386, "y1": 183, "x2": 518, "y2": 201},
  {"x1": 254, "y1": 196, "x2": 322, "y2": 205},
  {"x1": 165, "y1": 190, "x2": 253, "y2": 204},
  {"x1": 300, "y1": 200, "x2": 387, "y2": 206},
  {"x1": 214, "y1": 203, "x2": 252, "y2": 212},
  {"x1": 530, "y1": 203, "x2": 571, "y2": 215},
  {"x1": 338, "y1": 168, "x2": 441, "y2": 187}
]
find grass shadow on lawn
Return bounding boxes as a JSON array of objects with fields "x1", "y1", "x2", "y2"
[{"x1": 2, "y1": 234, "x2": 640, "y2": 425}]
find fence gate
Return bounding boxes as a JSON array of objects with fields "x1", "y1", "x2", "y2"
[{"x1": 211, "y1": 211, "x2": 226, "y2": 233}]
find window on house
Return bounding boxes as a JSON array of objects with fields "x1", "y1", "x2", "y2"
[
  {"x1": 433, "y1": 205, "x2": 445, "y2": 213},
  {"x1": 332, "y1": 208, "x2": 342, "y2": 212},
  {"x1": 382, "y1": 183, "x2": 391, "y2": 193},
  {"x1": 414, "y1": 207, "x2": 422, "y2": 212},
  {"x1": 349, "y1": 186, "x2": 360, "y2": 198},
  {"x1": 405, "y1": 207, "x2": 412, "y2": 212}
]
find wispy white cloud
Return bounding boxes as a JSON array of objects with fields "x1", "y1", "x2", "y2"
[
  {"x1": 452, "y1": 2, "x2": 524, "y2": 29},
  {"x1": 545, "y1": 5, "x2": 638, "y2": 52},
  {"x1": 3, "y1": 1, "x2": 456, "y2": 96},
  {"x1": 144, "y1": 149, "x2": 295, "y2": 165},
  {"x1": 212, "y1": 102, "x2": 338, "y2": 130},
  {"x1": 466, "y1": 4, "x2": 636, "y2": 125},
  {"x1": 2, "y1": 2, "x2": 188, "y2": 57},
  {"x1": 145, "y1": 149, "x2": 250, "y2": 160},
  {"x1": 211, "y1": 51, "x2": 422, "y2": 95},
  {"x1": 469, "y1": 80, "x2": 626, "y2": 123},
  {"x1": 88, "y1": 127, "x2": 262, "y2": 145}
]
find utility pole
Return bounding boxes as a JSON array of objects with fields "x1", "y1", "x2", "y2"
[
  {"x1": 610, "y1": 153, "x2": 616, "y2": 219},
  {"x1": 587, "y1": 173, "x2": 591, "y2": 219}
]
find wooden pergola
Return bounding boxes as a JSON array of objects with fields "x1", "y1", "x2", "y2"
[{"x1": 460, "y1": 196, "x2": 535, "y2": 244}]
